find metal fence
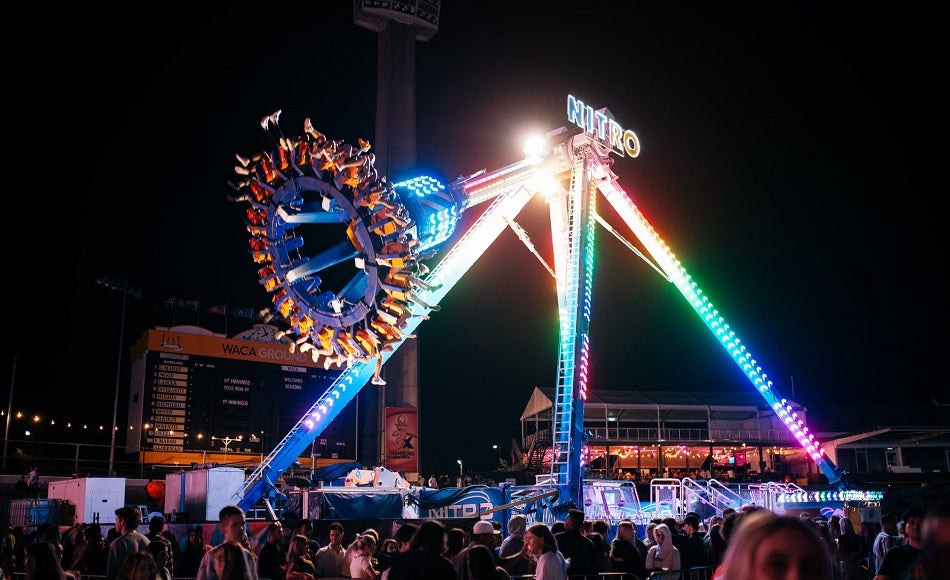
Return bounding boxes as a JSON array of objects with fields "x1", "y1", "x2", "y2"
[{"x1": 1, "y1": 438, "x2": 144, "y2": 479}]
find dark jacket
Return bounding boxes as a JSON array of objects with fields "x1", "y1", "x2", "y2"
[{"x1": 554, "y1": 529, "x2": 600, "y2": 575}]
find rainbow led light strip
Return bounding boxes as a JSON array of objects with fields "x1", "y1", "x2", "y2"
[{"x1": 591, "y1": 156, "x2": 843, "y2": 485}]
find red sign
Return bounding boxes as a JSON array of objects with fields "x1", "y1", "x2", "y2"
[{"x1": 384, "y1": 407, "x2": 418, "y2": 473}]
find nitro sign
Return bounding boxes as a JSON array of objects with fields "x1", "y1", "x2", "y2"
[
  {"x1": 567, "y1": 94, "x2": 640, "y2": 158},
  {"x1": 419, "y1": 486, "x2": 505, "y2": 522}
]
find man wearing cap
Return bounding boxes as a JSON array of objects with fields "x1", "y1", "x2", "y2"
[
  {"x1": 106, "y1": 506, "x2": 151, "y2": 580},
  {"x1": 452, "y1": 520, "x2": 501, "y2": 580}
]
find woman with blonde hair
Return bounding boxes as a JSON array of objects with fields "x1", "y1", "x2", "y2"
[
  {"x1": 715, "y1": 510, "x2": 832, "y2": 580},
  {"x1": 645, "y1": 523, "x2": 681, "y2": 572},
  {"x1": 348, "y1": 534, "x2": 380, "y2": 579}
]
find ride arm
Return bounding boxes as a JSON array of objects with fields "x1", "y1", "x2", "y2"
[
  {"x1": 592, "y1": 157, "x2": 846, "y2": 488},
  {"x1": 234, "y1": 159, "x2": 545, "y2": 512}
]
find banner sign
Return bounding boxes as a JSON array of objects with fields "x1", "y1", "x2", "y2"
[{"x1": 384, "y1": 407, "x2": 419, "y2": 473}]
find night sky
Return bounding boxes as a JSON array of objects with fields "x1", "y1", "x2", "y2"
[{"x1": 2, "y1": 3, "x2": 946, "y2": 474}]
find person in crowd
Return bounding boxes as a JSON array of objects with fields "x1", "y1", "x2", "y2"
[
  {"x1": 83, "y1": 524, "x2": 110, "y2": 576},
  {"x1": 896, "y1": 519, "x2": 907, "y2": 545},
  {"x1": 719, "y1": 510, "x2": 745, "y2": 548},
  {"x1": 645, "y1": 523, "x2": 681, "y2": 572},
  {"x1": 381, "y1": 539, "x2": 398, "y2": 555},
  {"x1": 115, "y1": 551, "x2": 161, "y2": 580},
  {"x1": 427, "y1": 475, "x2": 439, "y2": 488},
  {"x1": 498, "y1": 514, "x2": 528, "y2": 558},
  {"x1": 296, "y1": 520, "x2": 321, "y2": 555},
  {"x1": 829, "y1": 515, "x2": 842, "y2": 544},
  {"x1": 26, "y1": 541, "x2": 75, "y2": 580},
  {"x1": 146, "y1": 516, "x2": 168, "y2": 545},
  {"x1": 524, "y1": 523, "x2": 567, "y2": 580},
  {"x1": 498, "y1": 515, "x2": 531, "y2": 577},
  {"x1": 107, "y1": 506, "x2": 151, "y2": 580},
  {"x1": 349, "y1": 533, "x2": 379, "y2": 579},
  {"x1": 704, "y1": 515, "x2": 724, "y2": 541},
  {"x1": 182, "y1": 527, "x2": 213, "y2": 578},
  {"x1": 26, "y1": 466, "x2": 39, "y2": 498},
  {"x1": 464, "y1": 544, "x2": 510, "y2": 580},
  {"x1": 591, "y1": 520, "x2": 612, "y2": 547},
  {"x1": 921, "y1": 498, "x2": 950, "y2": 580},
  {"x1": 874, "y1": 508, "x2": 924, "y2": 580},
  {"x1": 196, "y1": 505, "x2": 259, "y2": 580},
  {"x1": 385, "y1": 519, "x2": 458, "y2": 580},
  {"x1": 643, "y1": 521, "x2": 658, "y2": 549},
  {"x1": 859, "y1": 519, "x2": 879, "y2": 569},
  {"x1": 40, "y1": 524, "x2": 66, "y2": 565},
  {"x1": 145, "y1": 516, "x2": 173, "y2": 573},
  {"x1": 13, "y1": 525, "x2": 30, "y2": 574},
  {"x1": 213, "y1": 542, "x2": 256, "y2": 580},
  {"x1": 453, "y1": 521, "x2": 500, "y2": 579},
  {"x1": 588, "y1": 530, "x2": 612, "y2": 573},
  {"x1": 160, "y1": 530, "x2": 181, "y2": 575},
  {"x1": 285, "y1": 534, "x2": 316, "y2": 580},
  {"x1": 704, "y1": 521, "x2": 728, "y2": 567},
  {"x1": 549, "y1": 522, "x2": 565, "y2": 536},
  {"x1": 837, "y1": 516, "x2": 866, "y2": 579},
  {"x1": 872, "y1": 514, "x2": 900, "y2": 576},
  {"x1": 313, "y1": 521, "x2": 346, "y2": 578},
  {"x1": 444, "y1": 528, "x2": 466, "y2": 561},
  {"x1": 255, "y1": 523, "x2": 285, "y2": 580},
  {"x1": 553, "y1": 508, "x2": 601, "y2": 576},
  {"x1": 64, "y1": 525, "x2": 90, "y2": 575},
  {"x1": 371, "y1": 528, "x2": 394, "y2": 574},
  {"x1": 714, "y1": 510, "x2": 832, "y2": 580},
  {"x1": 379, "y1": 523, "x2": 417, "y2": 580},
  {"x1": 609, "y1": 518, "x2": 647, "y2": 579},
  {"x1": 676, "y1": 513, "x2": 707, "y2": 569},
  {"x1": 147, "y1": 539, "x2": 174, "y2": 580}
]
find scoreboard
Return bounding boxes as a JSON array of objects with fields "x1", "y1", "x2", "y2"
[{"x1": 128, "y1": 325, "x2": 353, "y2": 458}]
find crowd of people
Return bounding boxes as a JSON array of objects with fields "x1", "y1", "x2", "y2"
[{"x1": 1, "y1": 498, "x2": 946, "y2": 580}]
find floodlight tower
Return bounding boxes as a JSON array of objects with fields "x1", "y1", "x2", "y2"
[{"x1": 353, "y1": 0, "x2": 440, "y2": 467}]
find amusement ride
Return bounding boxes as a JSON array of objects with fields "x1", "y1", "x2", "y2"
[{"x1": 226, "y1": 95, "x2": 846, "y2": 518}]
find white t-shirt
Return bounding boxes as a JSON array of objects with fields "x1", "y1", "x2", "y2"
[
  {"x1": 349, "y1": 553, "x2": 375, "y2": 579},
  {"x1": 535, "y1": 550, "x2": 568, "y2": 580}
]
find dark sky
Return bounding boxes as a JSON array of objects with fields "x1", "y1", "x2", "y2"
[{"x1": 2, "y1": 3, "x2": 946, "y2": 474}]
